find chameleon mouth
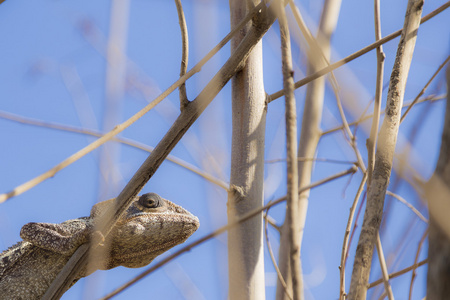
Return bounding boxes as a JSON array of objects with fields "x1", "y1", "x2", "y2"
[{"x1": 112, "y1": 214, "x2": 199, "y2": 261}]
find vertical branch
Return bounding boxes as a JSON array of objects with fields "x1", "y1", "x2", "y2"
[
  {"x1": 369, "y1": 1, "x2": 393, "y2": 299},
  {"x1": 92, "y1": 2, "x2": 130, "y2": 295},
  {"x1": 426, "y1": 65, "x2": 450, "y2": 299},
  {"x1": 339, "y1": 173, "x2": 367, "y2": 300},
  {"x1": 227, "y1": 0, "x2": 268, "y2": 299},
  {"x1": 175, "y1": 0, "x2": 190, "y2": 109},
  {"x1": 43, "y1": 5, "x2": 277, "y2": 297},
  {"x1": 348, "y1": 1, "x2": 424, "y2": 299},
  {"x1": 276, "y1": 1, "x2": 341, "y2": 299},
  {"x1": 99, "y1": 0, "x2": 130, "y2": 199},
  {"x1": 367, "y1": 0, "x2": 385, "y2": 185},
  {"x1": 278, "y1": 1, "x2": 301, "y2": 299},
  {"x1": 376, "y1": 234, "x2": 394, "y2": 300},
  {"x1": 265, "y1": 208, "x2": 293, "y2": 300},
  {"x1": 409, "y1": 229, "x2": 427, "y2": 300}
]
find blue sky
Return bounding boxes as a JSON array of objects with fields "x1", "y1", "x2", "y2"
[{"x1": 0, "y1": 0, "x2": 449, "y2": 299}]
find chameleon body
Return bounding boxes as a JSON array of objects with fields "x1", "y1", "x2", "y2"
[{"x1": 0, "y1": 193, "x2": 199, "y2": 299}]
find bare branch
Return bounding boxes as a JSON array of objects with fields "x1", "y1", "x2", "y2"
[
  {"x1": 227, "y1": 0, "x2": 268, "y2": 298},
  {"x1": 278, "y1": 1, "x2": 302, "y2": 298},
  {"x1": 400, "y1": 54, "x2": 450, "y2": 123},
  {"x1": 339, "y1": 174, "x2": 367, "y2": 300},
  {"x1": 322, "y1": 94, "x2": 445, "y2": 136},
  {"x1": 43, "y1": 4, "x2": 278, "y2": 298},
  {"x1": 368, "y1": 259, "x2": 427, "y2": 289},
  {"x1": 367, "y1": 0, "x2": 385, "y2": 186},
  {"x1": 276, "y1": 1, "x2": 341, "y2": 299},
  {"x1": 268, "y1": 2, "x2": 449, "y2": 102},
  {"x1": 386, "y1": 191, "x2": 427, "y2": 223},
  {"x1": 0, "y1": 1, "x2": 267, "y2": 204},
  {"x1": 100, "y1": 167, "x2": 356, "y2": 299},
  {"x1": 348, "y1": 1, "x2": 424, "y2": 298},
  {"x1": 376, "y1": 234, "x2": 394, "y2": 300},
  {"x1": 175, "y1": 0, "x2": 190, "y2": 110},
  {"x1": 408, "y1": 229, "x2": 427, "y2": 300},
  {"x1": 265, "y1": 207, "x2": 293, "y2": 300}
]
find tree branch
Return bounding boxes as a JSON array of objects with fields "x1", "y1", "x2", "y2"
[
  {"x1": 348, "y1": 1, "x2": 424, "y2": 298},
  {"x1": 0, "y1": 0, "x2": 267, "y2": 204},
  {"x1": 100, "y1": 166, "x2": 356, "y2": 299},
  {"x1": 267, "y1": 1, "x2": 449, "y2": 102},
  {"x1": 175, "y1": 0, "x2": 190, "y2": 109},
  {"x1": 278, "y1": 1, "x2": 302, "y2": 298},
  {"x1": 43, "y1": 4, "x2": 277, "y2": 299}
]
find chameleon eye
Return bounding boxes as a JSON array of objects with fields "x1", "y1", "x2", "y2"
[{"x1": 138, "y1": 193, "x2": 163, "y2": 208}]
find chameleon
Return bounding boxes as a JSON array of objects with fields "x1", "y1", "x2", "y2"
[{"x1": 0, "y1": 193, "x2": 199, "y2": 299}]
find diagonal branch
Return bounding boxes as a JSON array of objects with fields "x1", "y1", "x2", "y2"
[
  {"x1": 268, "y1": 1, "x2": 450, "y2": 102},
  {"x1": 348, "y1": 1, "x2": 424, "y2": 299},
  {"x1": 0, "y1": 1, "x2": 267, "y2": 204},
  {"x1": 400, "y1": 54, "x2": 450, "y2": 123},
  {"x1": 42, "y1": 4, "x2": 278, "y2": 299},
  {"x1": 376, "y1": 233, "x2": 394, "y2": 300},
  {"x1": 100, "y1": 166, "x2": 356, "y2": 299}
]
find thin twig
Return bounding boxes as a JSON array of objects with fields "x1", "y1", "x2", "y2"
[
  {"x1": 0, "y1": 110, "x2": 229, "y2": 190},
  {"x1": 376, "y1": 233, "x2": 394, "y2": 300},
  {"x1": 267, "y1": 1, "x2": 450, "y2": 102},
  {"x1": 345, "y1": 191, "x2": 366, "y2": 262},
  {"x1": 43, "y1": 4, "x2": 279, "y2": 298},
  {"x1": 339, "y1": 173, "x2": 367, "y2": 300},
  {"x1": 265, "y1": 206, "x2": 293, "y2": 300},
  {"x1": 0, "y1": 1, "x2": 268, "y2": 204},
  {"x1": 175, "y1": 0, "x2": 190, "y2": 110},
  {"x1": 370, "y1": 3, "x2": 392, "y2": 297},
  {"x1": 100, "y1": 167, "x2": 357, "y2": 299},
  {"x1": 367, "y1": 0, "x2": 385, "y2": 186},
  {"x1": 278, "y1": 1, "x2": 302, "y2": 298},
  {"x1": 408, "y1": 229, "x2": 428, "y2": 300},
  {"x1": 400, "y1": 54, "x2": 450, "y2": 123},
  {"x1": 265, "y1": 157, "x2": 356, "y2": 165},
  {"x1": 276, "y1": 2, "x2": 342, "y2": 299},
  {"x1": 368, "y1": 259, "x2": 428, "y2": 289},
  {"x1": 321, "y1": 94, "x2": 445, "y2": 136},
  {"x1": 266, "y1": 214, "x2": 281, "y2": 232},
  {"x1": 288, "y1": 0, "x2": 363, "y2": 175},
  {"x1": 386, "y1": 191, "x2": 428, "y2": 223}
]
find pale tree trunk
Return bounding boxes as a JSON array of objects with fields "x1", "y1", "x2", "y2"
[
  {"x1": 227, "y1": 1, "x2": 266, "y2": 299},
  {"x1": 99, "y1": 0, "x2": 129, "y2": 198},
  {"x1": 276, "y1": 1, "x2": 341, "y2": 299},
  {"x1": 348, "y1": 0, "x2": 423, "y2": 299},
  {"x1": 426, "y1": 66, "x2": 450, "y2": 300}
]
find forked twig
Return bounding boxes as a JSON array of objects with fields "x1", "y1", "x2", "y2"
[{"x1": 175, "y1": 0, "x2": 190, "y2": 109}]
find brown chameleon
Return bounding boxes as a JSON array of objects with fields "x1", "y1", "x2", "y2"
[{"x1": 0, "y1": 193, "x2": 199, "y2": 299}]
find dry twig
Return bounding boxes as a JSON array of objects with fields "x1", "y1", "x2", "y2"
[
  {"x1": 175, "y1": 0, "x2": 190, "y2": 109},
  {"x1": 268, "y1": 2, "x2": 450, "y2": 102},
  {"x1": 278, "y1": 1, "x2": 301, "y2": 298},
  {"x1": 43, "y1": 3, "x2": 278, "y2": 298},
  {"x1": 348, "y1": 1, "x2": 424, "y2": 298}
]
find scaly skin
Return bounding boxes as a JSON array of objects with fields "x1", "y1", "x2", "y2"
[{"x1": 0, "y1": 193, "x2": 199, "y2": 299}]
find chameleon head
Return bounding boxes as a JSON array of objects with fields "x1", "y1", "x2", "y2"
[{"x1": 91, "y1": 193, "x2": 199, "y2": 270}]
